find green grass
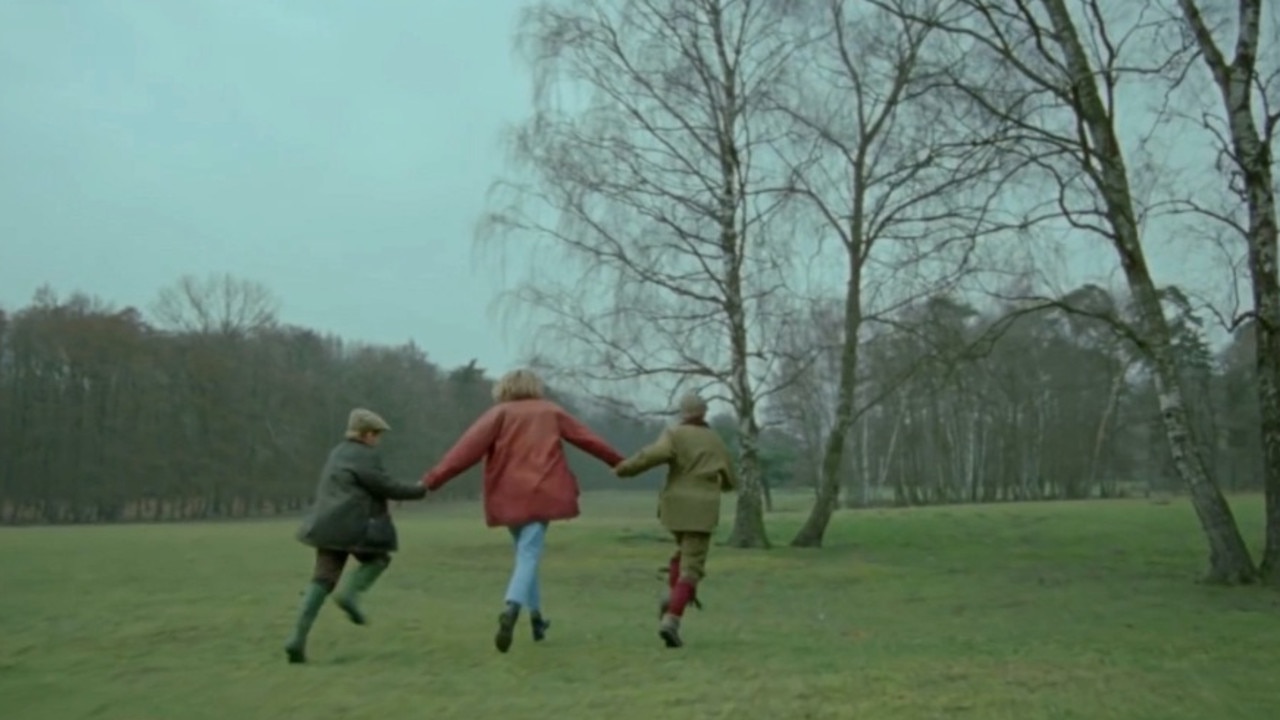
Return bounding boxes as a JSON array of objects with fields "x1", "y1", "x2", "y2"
[{"x1": 2, "y1": 492, "x2": 1278, "y2": 720}]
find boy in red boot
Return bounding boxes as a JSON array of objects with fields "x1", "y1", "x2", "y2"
[
  {"x1": 614, "y1": 393, "x2": 737, "y2": 647},
  {"x1": 658, "y1": 552, "x2": 703, "y2": 616}
]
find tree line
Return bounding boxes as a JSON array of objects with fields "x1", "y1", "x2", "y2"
[
  {"x1": 2, "y1": 273, "x2": 1255, "y2": 531},
  {"x1": 0, "y1": 278, "x2": 673, "y2": 525},
  {"x1": 486, "y1": 0, "x2": 1280, "y2": 584}
]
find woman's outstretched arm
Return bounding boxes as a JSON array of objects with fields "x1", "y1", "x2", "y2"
[
  {"x1": 614, "y1": 429, "x2": 675, "y2": 478},
  {"x1": 555, "y1": 406, "x2": 625, "y2": 467},
  {"x1": 421, "y1": 407, "x2": 502, "y2": 490}
]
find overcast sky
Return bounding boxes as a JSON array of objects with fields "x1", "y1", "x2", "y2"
[
  {"x1": 0, "y1": 1, "x2": 1247, "y2": 381},
  {"x1": 0, "y1": 0, "x2": 530, "y2": 371}
]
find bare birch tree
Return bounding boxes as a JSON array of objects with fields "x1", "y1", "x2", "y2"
[
  {"x1": 875, "y1": 0, "x2": 1256, "y2": 582},
  {"x1": 766, "y1": 0, "x2": 1007, "y2": 546},
  {"x1": 480, "y1": 0, "x2": 811, "y2": 547},
  {"x1": 1174, "y1": 0, "x2": 1280, "y2": 583}
]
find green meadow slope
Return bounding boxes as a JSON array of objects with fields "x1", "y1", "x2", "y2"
[{"x1": 1, "y1": 492, "x2": 1276, "y2": 720}]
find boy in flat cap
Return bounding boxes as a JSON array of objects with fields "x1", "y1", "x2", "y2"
[
  {"x1": 283, "y1": 408, "x2": 427, "y2": 664},
  {"x1": 613, "y1": 393, "x2": 737, "y2": 648}
]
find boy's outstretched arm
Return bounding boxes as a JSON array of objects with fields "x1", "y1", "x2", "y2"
[
  {"x1": 421, "y1": 408, "x2": 501, "y2": 491},
  {"x1": 615, "y1": 429, "x2": 675, "y2": 478},
  {"x1": 350, "y1": 449, "x2": 428, "y2": 500},
  {"x1": 556, "y1": 408, "x2": 625, "y2": 467}
]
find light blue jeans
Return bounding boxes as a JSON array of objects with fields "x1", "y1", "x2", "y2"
[{"x1": 504, "y1": 522, "x2": 548, "y2": 611}]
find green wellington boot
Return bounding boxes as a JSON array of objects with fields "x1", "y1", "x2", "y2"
[
  {"x1": 284, "y1": 582, "x2": 330, "y2": 664},
  {"x1": 333, "y1": 560, "x2": 388, "y2": 626}
]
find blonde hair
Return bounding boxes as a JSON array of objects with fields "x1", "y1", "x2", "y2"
[{"x1": 492, "y1": 368, "x2": 545, "y2": 403}]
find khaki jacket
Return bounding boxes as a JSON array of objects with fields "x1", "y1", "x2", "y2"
[{"x1": 615, "y1": 421, "x2": 737, "y2": 532}]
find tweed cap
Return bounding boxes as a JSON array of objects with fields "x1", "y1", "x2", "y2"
[{"x1": 345, "y1": 408, "x2": 390, "y2": 437}]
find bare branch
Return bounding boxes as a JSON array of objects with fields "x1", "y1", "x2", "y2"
[{"x1": 149, "y1": 273, "x2": 279, "y2": 338}]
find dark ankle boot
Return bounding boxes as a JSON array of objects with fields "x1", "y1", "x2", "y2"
[
  {"x1": 495, "y1": 601, "x2": 520, "y2": 653},
  {"x1": 658, "y1": 581, "x2": 697, "y2": 648},
  {"x1": 530, "y1": 612, "x2": 550, "y2": 642},
  {"x1": 658, "y1": 613, "x2": 683, "y2": 648},
  {"x1": 284, "y1": 581, "x2": 330, "y2": 664}
]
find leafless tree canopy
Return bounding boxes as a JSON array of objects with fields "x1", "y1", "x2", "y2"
[
  {"x1": 846, "y1": 0, "x2": 1262, "y2": 583},
  {"x1": 150, "y1": 273, "x2": 280, "y2": 337},
  {"x1": 483, "y1": 0, "x2": 807, "y2": 402},
  {"x1": 1167, "y1": 0, "x2": 1280, "y2": 583},
  {"x1": 482, "y1": 0, "x2": 830, "y2": 546},
  {"x1": 473, "y1": 0, "x2": 1280, "y2": 571}
]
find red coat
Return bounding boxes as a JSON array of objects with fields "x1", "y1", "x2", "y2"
[{"x1": 421, "y1": 399, "x2": 625, "y2": 527}]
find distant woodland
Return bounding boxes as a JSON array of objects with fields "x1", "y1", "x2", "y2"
[
  {"x1": 0, "y1": 274, "x2": 1261, "y2": 526},
  {"x1": 0, "y1": 277, "x2": 677, "y2": 524}
]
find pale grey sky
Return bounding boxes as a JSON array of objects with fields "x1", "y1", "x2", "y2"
[
  {"x1": 0, "y1": 0, "x2": 530, "y2": 372},
  {"x1": 0, "y1": 0, "x2": 1251, "y2": 388}
]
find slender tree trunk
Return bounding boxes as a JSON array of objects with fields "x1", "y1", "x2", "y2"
[
  {"x1": 1178, "y1": 0, "x2": 1280, "y2": 585},
  {"x1": 792, "y1": 249, "x2": 863, "y2": 547},
  {"x1": 1043, "y1": 0, "x2": 1255, "y2": 583},
  {"x1": 722, "y1": 195, "x2": 769, "y2": 548},
  {"x1": 711, "y1": 0, "x2": 768, "y2": 549},
  {"x1": 723, "y1": 238, "x2": 769, "y2": 548},
  {"x1": 726, "y1": 404, "x2": 770, "y2": 548},
  {"x1": 853, "y1": 414, "x2": 871, "y2": 508},
  {"x1": 1090, "y1": 359, "x2": 1130, "y2": 497},
  {"x1": 1246, "y1": 171, "x2": 1280, "y2": 585},
  {"x1": 877, "y1": 406, "x2": 903, "y2": 494}
]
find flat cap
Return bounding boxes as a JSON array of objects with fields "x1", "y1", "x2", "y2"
[
  {"x1": 678, "y1": 393, "x2": 707, "y2": 419},
  {"x1": 346, "y1": 408, "x2": 390, "y2": 436}
]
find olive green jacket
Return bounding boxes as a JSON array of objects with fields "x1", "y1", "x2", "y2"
[
  {"x1": 615, "y1": 421, "x2": 737, "y2": 533},
  {"x1": 295, "y1": 439, "x2": 426, "y2": 553}
]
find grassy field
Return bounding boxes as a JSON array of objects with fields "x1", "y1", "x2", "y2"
[{"x1": 2, "y1": 491, "x2": 1278, "y2": 720}]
